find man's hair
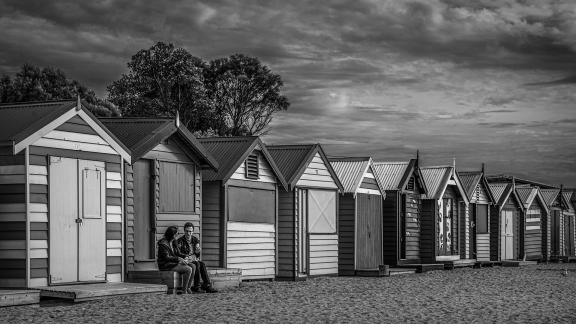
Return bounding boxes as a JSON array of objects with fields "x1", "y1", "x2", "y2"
[{"x1": 184, "y1": 222, "x2": 195, "y2": 231}]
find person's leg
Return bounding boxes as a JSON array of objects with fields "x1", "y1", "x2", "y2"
[
  {"x1": 197, "y1": 261, "x2": 217, "y2": 292},
  {"x1": 172, "y1": 264, "x2": 194, "y2": 293},
  {"x1": 192, "y1": 261, "x2": 201, "y2": 291}
]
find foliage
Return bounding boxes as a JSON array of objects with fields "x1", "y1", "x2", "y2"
[
  {"x1": 0, "y1": 64, "x2": 120, "y2": 117},
  {"x1": 108, "y1": 42, "x2": 289, "y2": 136}
]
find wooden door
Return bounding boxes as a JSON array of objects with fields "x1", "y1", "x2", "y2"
[
  {"x1": 551, "y1": 210, "x2": 560, "y2": 256},
  {"x1": 501, "y1": 210, "x2": 514, "y2": 260},
  {"x1": 133, "y1": 160, "x2": 155, "y2": 261},
  {"x1": 356, "y1": 193, "x2": 383, "y2": 269},
  {"x1": 49, "y1": 157, "x2": 79, "y2": 284},
  {"x1": 298, "y1": 188, "x2": 308, "y2": 274},
  {"x1": 78, "y1": 160, "x2": 106, "y2": 282},
  {"x1": 438, "y1": 198, "x2": 453, "y2": 255},
  {"x1": 565, "y1": 215, "x2": 574, "y2": 256}
]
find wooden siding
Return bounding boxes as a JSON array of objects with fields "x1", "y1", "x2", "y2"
[
  {"x1": 141, "y1": 140, "x2": 194, "y2": 164},
  {"x1": 356, "y1": 193, "x2": 383, "y2": 269},
  {"x1": 471, "y1": 183, "x2": 490, "y2": 204},
  {"x1": 382, "y1": 191, "x2": 399, "y2": 265},
  {"x1": 476, "y1": 234, "x2": 490, "y2": 261},
  {"x1": 0, "y1": 146, "x2": 27, "y2": 288},
  {"x1": 404, "y1": 193, "x2": 421, "y2": 260},
  {"x1": 338, "y1": 194, "x2": 355, "y2": 275},
  {"x1": 34, "y1": 130, "x2": 117, "y2": 155},
  {"x1": 230, "y1": 149, "x2": 276, "y2": 184},
  {"x1": 308, "y1": 233, "x2": 338, "y2": 275},
  {"x1": 489, "y1": 205, "x2": 500, "y2": 261},
  {"x1": 295, "y1": 153, "x2": 337, "y2": 189},
  {"x1": 125, "y1": 163, "x2": 135, "y2": 272},
  {"x1": 420, "y1": 200, "x2": 436, "y2": 263},
  {"x1": 524, "y1": 204, "x2": 542, "y2": 260},
  {"x1": 27, "y1": 153, "x2": 48, "y2": 287},
  {"x1": 226, "y1": 221, "x2": 275, "y2": 279},
  {"x1": 277, "y1": 188, "x2": 296, "y2": 279},
  {"x1": 55, "y1": 115, "x2": 98, "y2": 135},
  {"x1": 202, "y1": 181, "x2": 222, "y2": 267}
]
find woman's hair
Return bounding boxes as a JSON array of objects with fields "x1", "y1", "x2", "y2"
[{"x1": 164, "y1": 225, "x2": 179, "y2": 241}]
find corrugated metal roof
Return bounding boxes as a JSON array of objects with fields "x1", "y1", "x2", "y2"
[
  {"x1": 420, "y1": 166, "x2": 452, "y2": 199},
  {"x1": 516, "y1": 187, "x2": 536, "y2": 207},
  {"x1": 540, "y1": 188, "x2": 560, "y2": 207},
  {"x1": 458, "y1": 171, "x2": 482, "y2": 200},
  {"x1": 101, "y1": 118, "x2": 172, "y2": 150},
  {"x1": 488, "y1": 183, "x2": 509, "y2": 204},
  {"x1": 0, "y1": 100, "x2": 76, "y2": 142},
  {"x1": 267, "y1": 144, "x2": 315, "y2": 185},
  {"x1": 372, "y1": 162, "x2": 409, "y2": 191},
  {"x1": 329, "y1": 157, "x2": 370, "y2": 193},
  {"x1": 199, "y1": 136, "x2": 259, "y2": 181},
  {"x1": 563, "y1": 191, "x2": 575, "y2": 206}
]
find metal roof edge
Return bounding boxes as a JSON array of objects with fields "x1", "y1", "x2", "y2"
[
  {"x1": 258, "y1": 139, "x2": 288, "y2": 191},
  {"x1": 316, "y1": 144, "x2": 344, "y2": 192},
  {"x1": 11, "y1": 101, "x2": 76, "y2": 144},
  {"x1": 398, "y1": 159, "x2": 416, "y2": 192},
  {"x1": 176, "y1": 125, "x2": 219, "y2": 171}
]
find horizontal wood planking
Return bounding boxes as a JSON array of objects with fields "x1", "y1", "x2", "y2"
[
  {"x1": 231, "y1": 150, "x2": 276, "y2": 184},
  {"x1": 309, "y1": 234, "x2": 338, "y2": 275},
  {"x1": 55, "y1": 116, "x2": 98, "y2": 135},
  {"x1": 405, "y1": 193, "x2": 421, "y2": 260},
  {"x1": 34, "y1": 129, "x2": 117, "y2": 155},
  {"x1": 124, "y1": 162, "x2": 136, "y2": 271},
  {"x1": 0, "y1": 147, "x2": 24, "y2": 166},
  {"x1": 476, "y1": 234, "x2": 490, "y2": 261},
  {"x1": 382, "y1": 191, "x2": 399, "y2": 265},
  {"x1": 277, "y1": 189, "x2": 296, "y2": 278},
  {"x1": 295, "y1": 153, "x2": 337, "y2": 189},
  {"x1": 226, "y1": 221, "x2": 275, "y2": 278}
]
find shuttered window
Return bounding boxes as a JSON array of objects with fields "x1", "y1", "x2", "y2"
[
  {"x1": 82, "y1": 168, "x2": 103, "y2": 219},
  {"x1": 159, "y1": 162, "x2": 195, "y2": 213},
  {"x1": 406, "y1": 176, "x2": 415, "y2": 191},
  {"x1": 245, "y1": 153, "x2": 259, "y2": 179}
]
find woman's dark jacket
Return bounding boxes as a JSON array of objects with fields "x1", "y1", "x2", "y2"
[{"x1": 157, "y1": 238, "x2": 183, "y2": 270}]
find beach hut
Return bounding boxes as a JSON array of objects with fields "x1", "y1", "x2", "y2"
[
  {"x1": 487, "y1": 182, "x2": 525, "y2": 261},
  {"x1": 557, "y1": 190, "x2": 576, "y2": 260},
  {"x1": 0, "y1": 100, "x2": 130, "y2": 288},
  {"x1": 100, "y1": 117, "x2": 218, "y2": 277},
  {"x1": 372, "y1": 159, "x2": 428, "y2": 266},
  {"x1": 540, "y1": 188, "x2": 562, "y2": 261},
  {"x1": 515, "y1": 185, "x2": 549, "y2": 261},
  {"x1": 328, "y1": 157, "x2": 386, "y2": 275},
  {"x1": 198, "y1": 137, "x2": 287, "y2": 280},
  {"x1": 458, "y1": 170, "x2": 496, "y2": 262},
  {"x1": 267, "y1": 144, "x2": 344, "y2": 280},
  {"x1": 419, "y1": 166, "x2": 469, "y2": 264}
]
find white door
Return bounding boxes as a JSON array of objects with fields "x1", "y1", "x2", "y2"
[
  {"x1": 49, "y1": 157, "x2": 107, "y2": 284},
  {"x1": 501, "y1": 210, "x2": 514, "y2": 260}
]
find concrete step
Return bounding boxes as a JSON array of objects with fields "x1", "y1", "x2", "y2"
[{"x1": 0, "y1": 290, "x2": 40, "y2": 307}]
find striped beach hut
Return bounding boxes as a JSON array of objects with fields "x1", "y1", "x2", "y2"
[
  {"x1": 515, "y1": 185, "x2": 549, "y2": 261},
  {"x1": 198, "y1": 137, "x2": 287, "y2": 280},
  {"x1": 420, "y1": 166, "x2": 469, "y2": 263},
  {"x1": 267, "y1": 144, "x2": 343, "y2": 280},
  {"x1": 100, "y1": 117, "x2": 218, "y2": 277},
  {"x1": 487, "y1": 182, "x2": 524, "y2": 261},
  {"x1": 0, "y1": 100, "x2": 130, "y2": 288},
  {"x1": 372, "y1": 159, "x2": 427, "y2": 266},
  {"x1": 329, "y1": 157, "x2": 386, "y2": 275},
  {"x1": 458, "y1": 170, "x2": 496, "y2": 262},
  {"x1": 540, "y1": 188, "x2": 562, "y2": 261},
  {"x1": 557, "y1": 190, "x2": 576, "y2": 260}
]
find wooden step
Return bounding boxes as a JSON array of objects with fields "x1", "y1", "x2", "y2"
[
  {"x1": 0, "y1": 290, "x2": 40, "y2": 307},
  {"x1": 502, "y1": 260, "x2": 538, "y2": 267},
  {"x1": 38, "y1": 282, "x2": 166, "y2": 302},
  {"x1": 395, "y1": 264, "x2": 445, "y2": 273},
  {"x1": 388, "y1": 268, "x2": 417, "y2": 276}
]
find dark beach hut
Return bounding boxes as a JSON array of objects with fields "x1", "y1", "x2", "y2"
[
  {"x1": 515, "y1": 185, "x2": 549, "y2": 261},
  {"x1": 540, "y1": 188, "x2": 563, "y2": 261},
  {"x1": 100, "y1": 117, "x2": 218, "y2": 277},
  {"x1": 487, "y1": 182, "x2": 524, "y2": 261},
  {"x1": 372, "y1": 159, "x2": 427, "y2": 266},
  {"x1": 458, "y1": 170, "x2": 496, "y2": 262},
  {"x1": 198, "y1": 137, "x2": 287, "y2": 280},
  {"x1": 267, "y1": 144, "x2": 344, "y2": 280},
  {"x1": 328, "y1": 157, "x2": 386, "y2": 275},
  {"x1": 419, "y1": 165, "x2": 470, "y2": 263},
  {"x1": 0, "y1": 100, "x2": 130, "y2": 288},
  {"x1": 555, "y1": 190, "x2": 576, "y2": 260}
]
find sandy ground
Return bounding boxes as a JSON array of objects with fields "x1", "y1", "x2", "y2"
[{"x1": 1, "y1": 263, "x2": 575, "y2": 323}]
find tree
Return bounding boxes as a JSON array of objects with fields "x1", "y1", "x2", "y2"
[
  {"x1": 205, "y1": 54, "x2": 289, "y2": 136},
  {"x1": 107, "y1": 42, "x2": 216, "y2": 133},
  {"x1": 0, "y1": 64, "x2": 120, "y2": 116}
]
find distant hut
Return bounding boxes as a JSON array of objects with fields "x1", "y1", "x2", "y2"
[
  {"x1": 372, "y1": 159, "x2": 427, "y2": 266},
  {"x1": 487, "y1": 182, "x2": 525, "y2": 261},
  {"x1": 329, "y1": 157, "x2": 386, "y2": 275},
  {"x1": 267, "y1": 144, "x2": 344, "y2": 280},
  {"x1": 559, "y1": 190, "x2": 576, "y2": 260},
  {"x1": 540, "y1": 188, "x2": 562, "y2": 261},
  {"x1": 100, "y1": 117, "x2": 218, "y2": 277},
  {"x1": 515, "y1": 185, "x2": 549, "y2": 261},
  {"x1": 420, "y1": 166, "x2": 470, "y2": 264},
  {"x1": 458, "y1": 170, "x2": 496, "y2": 262},
  {"x1": 198, "y1": 137, "x2": 287, "y2": 280},
  {"x1": 0, "y1": 100, "x2": 130, "y2": 288}
]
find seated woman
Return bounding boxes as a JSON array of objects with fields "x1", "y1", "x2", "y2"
[{"x1": 157, "y1": 226, "x2": 196, "y2": 294}]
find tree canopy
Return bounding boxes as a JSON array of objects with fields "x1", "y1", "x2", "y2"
[
  {"x1": 0, "y1": 64, "x2": 120, "y2": 117},
  {"x1": 108, "y1": 42, "x2": 289, "y2": 136}
]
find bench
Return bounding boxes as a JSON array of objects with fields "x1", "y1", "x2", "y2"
[{"x1": 128, "y1": 268, "x2": 242, "y2": 293}]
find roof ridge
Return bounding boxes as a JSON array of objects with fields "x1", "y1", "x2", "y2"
[
  {"x1": 328, "y1": 156, "x2": 371, "y2": 161},
  {"x1": 373, "y1": 161, "x2": 409, "y2": 165},
  {"x1": 421, "y1": 165, "x2": 452, "y2": 169},
  {"x1": 267, "y1": 144, "x2": 315, "y2": 149},
  {"x1": 0, "y1": 100, "x2": 75, "y2": 109},
  {"x1": 100, "y1": 118, "x2": 172, "y2": 123}
]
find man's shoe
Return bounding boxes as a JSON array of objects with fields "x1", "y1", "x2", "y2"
[
  {"x1": 191, "y1": 287, "x2": 204, "y2": 293},
  {"x1": 203, "y1": 286, "x2": 218, "y2": 293}
]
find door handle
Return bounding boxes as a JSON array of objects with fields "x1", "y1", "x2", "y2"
[{"x1": 76, "y1": 218, "x2": 83, "y2": 224}]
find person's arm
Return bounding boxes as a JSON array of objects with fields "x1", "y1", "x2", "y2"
[
  {"x1": 192, "y1": 236, "x2": 201, "y2": 257},
  {"x1": 158, "y1": 243, "x2": 180, "y2": 263}
]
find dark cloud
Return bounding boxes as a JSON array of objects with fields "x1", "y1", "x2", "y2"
[{"x1": 524, "y1": 75, "x2": 576, "y2": 87}]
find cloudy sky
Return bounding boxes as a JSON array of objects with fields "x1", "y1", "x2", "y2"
[{"x1": 1, "y1": 0, "x2": 575, "y2": 186}]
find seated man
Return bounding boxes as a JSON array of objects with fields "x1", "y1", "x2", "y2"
[{"x1": 176, "y1": 222, "x2": 217, "y2": 293}]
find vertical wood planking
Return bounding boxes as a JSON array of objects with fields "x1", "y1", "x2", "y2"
[
  {"x1": 202, "y1": 182, "x2": 222, "y2": 267},
  {"x1": 337, "y1": 194, "x2": 355, "y2": 275},
  {"x1": 277, "y1": 188, "x2": 296, "y2": 278},
  {"x1": 382, "y1": 191, "x2": 399, "y2": 265}
]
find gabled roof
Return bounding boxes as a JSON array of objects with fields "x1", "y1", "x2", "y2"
[
  {"x1": 420, "y1": 166, "x2": 469, "y2": 204},
  {"x1": 488, "y1": 182, "x2": 523, "y2": 211},
  {"x1": 100, "y1": 117, "x2": 218, "y2": 169},
  {"x1": 329, "y1": 157, "x2": 383, "y2": 194},
  {"x1": 539, "y1": 188, "x2": 561, "y2": 207},
  {"x1": 372, "y1": 159, "x2": 428, "y2": 195},
  {"x1": 266, "y1": 144, "x2": 343, "y2": 191},
  {"x1": 458, "y1": 170, "x2": 496, "y2": 204},
  {"x1": 515, "y1": 186, "x2": 548, "y2": 214},
  {"x1": 0, "y1": 100, "x2": 130, "y2": 161},
  {"x1": 562, "y1": 191, "x2": 575, "y2": 210},
  {"x1": 486, "y1": 175, "x2": 557, "y2": 189},
  {"x1": 198, "y1": 136, "x2": 287, "y2": 189}
]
